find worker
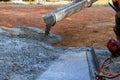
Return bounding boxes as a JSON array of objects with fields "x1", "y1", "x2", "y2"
[
  {"x1": 107, "y1": 0, "x2": 120, "y2": 57},
  {"x1": 112, "y1": 0, "x2": 120, "y2": 40}
]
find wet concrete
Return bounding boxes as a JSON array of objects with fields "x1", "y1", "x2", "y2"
[
  {"x1": 0, "y1": 27, "x2": 95, "y2": 80},
  {"x1": 0, "y1": 26, "x2": 119, "y2": 80},
  {"x1": 0, "y1": 26, "x2": 94, "y2": 80},
  {"x1": 0, "y1": 26, "x2": 63, "y2": 80}
]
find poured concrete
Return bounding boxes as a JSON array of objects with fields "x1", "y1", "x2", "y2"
[
  {"x1": 0, "y1": 26, "x2": 63, "y2": 80},
  {"x1": 0, "y1": 27, "x2": 96, "y2": 80},
  {"x1": 1, "y1": 27, "x2": 119, "y2": 80}
]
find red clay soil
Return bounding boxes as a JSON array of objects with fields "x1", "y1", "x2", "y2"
[{"x1": 0, "y1": 4, "x2": 117, "y2": 48}]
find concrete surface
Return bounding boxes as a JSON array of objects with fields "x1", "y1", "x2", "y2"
[
  {"x1": 37, "y1": 51, "x2": 91, "y2": 80},
  {"x1": 0, "y1": 26, "x2": 63, "y2": 80},
  {"x1": 1, "y1": 27, "x2": 119, "y2": 80},
  {"x1": 0, "y1": 26, "x2": 96, "y2": 80}
]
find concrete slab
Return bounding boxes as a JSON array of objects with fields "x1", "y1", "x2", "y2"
[
  {"x1": 0, "y1": 27, "x2": 97, "y2": 80},
  {"x1": 36, "y1": 51, "x2": 91, "y2": 80}
]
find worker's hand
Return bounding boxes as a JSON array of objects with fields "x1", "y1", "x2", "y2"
[{"x1": 107, "y1": 38, "x2": 120, "y2": 57}]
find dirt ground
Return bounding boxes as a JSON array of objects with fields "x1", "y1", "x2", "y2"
[{"x1": 0, "y1": 3, "x2": 117, "y2": 48}]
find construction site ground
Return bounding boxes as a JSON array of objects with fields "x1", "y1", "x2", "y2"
[
  {"x1": 0, "y1": 3, "x2": 116, "y2": 48},
  {"x1": 0, "y1": 3, "x2": 120, "y2": 80}
]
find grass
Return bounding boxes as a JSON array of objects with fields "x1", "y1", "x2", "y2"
[
  {"x1": 93, "y1": 0, "x2": 113, "y2": 5},
  {"x1": 41, "y1": 0, "x2": 113, "y2": 6},
  {"x1": 5, "y1": 0, "x2": 113, "y2": 5}
]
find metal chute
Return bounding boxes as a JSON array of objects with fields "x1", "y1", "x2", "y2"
[{"x1": 42, "y1": 0, "x2": 97, "y2": 35}]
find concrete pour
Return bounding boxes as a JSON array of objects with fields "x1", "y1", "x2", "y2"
[
  {"x1": 0, "y1": 26, "x2": 96, "y2": 80},
  {"x1": 0, "y1": 26, "x2": 119, "y2": 80}
]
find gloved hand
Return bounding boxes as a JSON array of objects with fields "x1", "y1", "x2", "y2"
[{"x1": 107, "y1": 38, "x2": 120, "y2": 57}]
